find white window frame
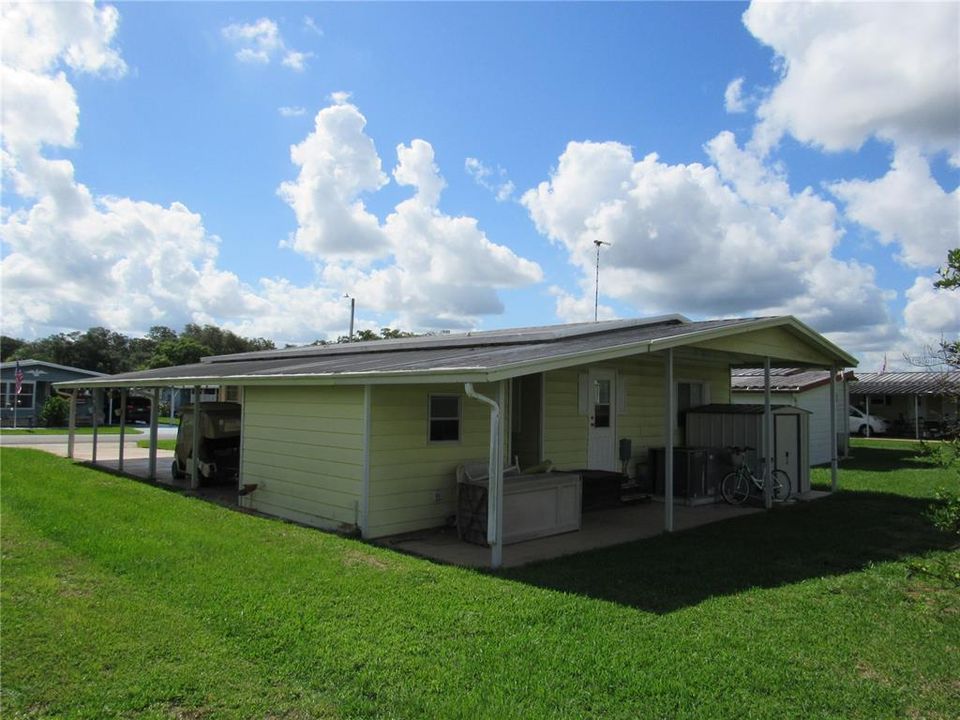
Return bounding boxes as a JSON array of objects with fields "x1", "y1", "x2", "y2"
[
  {"x1": 3, "y1": 380, "x2": 36, "y2": 410},
  {"x1": 428, "y1": 394, "x2": 462, "y2": 444}
]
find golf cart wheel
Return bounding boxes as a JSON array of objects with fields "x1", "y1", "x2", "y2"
[{"x1": 171, "y1": 460, "x2": 185, "y2": 480}]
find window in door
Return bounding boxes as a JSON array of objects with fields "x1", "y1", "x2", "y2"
[{"x1": 593, "y1": 378, "x2": 612, "y2": 428}]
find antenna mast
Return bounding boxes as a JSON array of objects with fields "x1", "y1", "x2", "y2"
[{"x1": 593, "y1": 240, "x2": 610, "y2": 322}]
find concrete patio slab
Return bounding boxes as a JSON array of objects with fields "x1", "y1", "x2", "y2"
[{"x1": 380, "y1": 492, "x2": 830, "y2": 569}]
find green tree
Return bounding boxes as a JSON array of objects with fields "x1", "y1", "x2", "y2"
[
  {"x1": 181, "y1": 324, "x2": 274, "y2": 356},
  {"x1": 934, "y1": 248, "x2": 960, "y2": 290},
  {"x1": 0, "y1": 336, "x2": 26, "y2": 362},
  {"x1": 927, "y1": 248, "x2": 960, "y2": 535},
  {"x1": 147, "y1": 338, "x2": 212, "y2": 368}
]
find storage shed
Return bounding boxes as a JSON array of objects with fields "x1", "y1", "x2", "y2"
[{"x1": 684, "y1": 404, "x2": 811, "y2": 494}]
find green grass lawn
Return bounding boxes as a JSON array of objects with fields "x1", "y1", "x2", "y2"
[
  {"x1": 1, "y1": 426, "x2": 143, "y2": 436},
  {"x1": 2, "y1": 442, "x2": 958, "y2": 719},
  {"x1": 136, "y1": 438, "x2": 177, "y2": 451}
]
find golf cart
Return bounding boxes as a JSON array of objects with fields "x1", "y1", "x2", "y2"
[{"x1": 171, "y1": 401, "x2": 241, "y2": 484}]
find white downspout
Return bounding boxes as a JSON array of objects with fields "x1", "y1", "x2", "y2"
[
  {"x1": 664, "y1": 349, "x2": 675, "y2": 532},
  {"x1": 465, "y1": 382, "x2": 504, "y2": 569},
  {"x1": 829, "y1": 366, "x2": 838, "y2": 492},
  {"x1": 763, "y1": 357, "x2": 772, "y2": 509}
]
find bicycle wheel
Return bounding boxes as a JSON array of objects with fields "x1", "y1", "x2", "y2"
[
  {"x1": 721, "y1": 471, "x2": 750, "y2": 505},
  {"x1": 771, "y1": 469, "x2": 792, "y2": 502}
]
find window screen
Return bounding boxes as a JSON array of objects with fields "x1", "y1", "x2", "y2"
[{"x1": 429, "y1": 395, "x2": 461, "y2": 442}]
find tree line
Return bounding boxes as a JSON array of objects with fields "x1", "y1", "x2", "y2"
[
  {"x1": 0, "y1": 324, "x2": 421, "y2": 375},
  {"x1": 0, "y1": 324, "x2": 276, "y2": 374}
]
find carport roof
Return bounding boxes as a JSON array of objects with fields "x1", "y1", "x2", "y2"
[
  {"x1": 851, "y1": 371, "x2": 960, "y2": 396},
  {"x1": 55, "y1": 314, "x2": 858, "y2": 389},
  {"x1": 731, "y1": 367, "x2": 855, "y2": 393}
]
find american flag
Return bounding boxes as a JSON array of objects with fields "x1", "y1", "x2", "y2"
[{"x1": 14, "y1": 361, "x2": 24, "y2": 396}]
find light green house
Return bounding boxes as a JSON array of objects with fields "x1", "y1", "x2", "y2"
[{"x1": 57, "y1": 315, "x2": 857, "y2": 567}]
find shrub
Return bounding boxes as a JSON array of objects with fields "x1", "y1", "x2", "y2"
[
  {"x1": 38, "y1": 395, "x2": 69, "y2": 427},
  {"x1": 927, "y1": 486, "x2": 960, "y2": 535}
]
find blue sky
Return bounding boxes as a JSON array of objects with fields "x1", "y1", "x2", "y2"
[{"x1": 1, "y1": 1, "x2": 958, "y2": 369}]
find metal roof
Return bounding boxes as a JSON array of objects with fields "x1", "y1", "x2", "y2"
[
  {"x1": 54, "y1": 314, "x2": 858, "y2": 389},
  {"x1": 731, "y1": 367, "x2": 853, "y2": 393},
  {"x1": 851, "y1": 371, "x2": 960, "y2": 396},
  {"x1": 0, "y1": 359, "x2": 104, "y2": 377},
  {"x1": 686, "y1": 403, "x2": 810, "y2": 415}
]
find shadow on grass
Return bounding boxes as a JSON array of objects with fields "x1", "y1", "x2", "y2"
[
  {"x1": 839, "y1": 444, "x2": 937, "y2": 473},
  {"x1": 503, "y1": 491, "x2": 957, "y2": 614}
]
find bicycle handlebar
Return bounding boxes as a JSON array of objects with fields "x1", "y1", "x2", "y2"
[{"x1": 726, "y1": 446, "x2": 755, "y2": 453}]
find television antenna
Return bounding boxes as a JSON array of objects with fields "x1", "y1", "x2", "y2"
[{"x1": 593, "y1": 240, "x2": 610, "y2": 322}]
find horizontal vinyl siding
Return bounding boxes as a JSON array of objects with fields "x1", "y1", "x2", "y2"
[
  {"x1": 366, "y1": 383, "x2": 496, "y2": 538},
  {"x1": 242, "y1": 385, "x2": 363, "y2": 532},
  {"x1": 542, "y1": 368, "x2": 585, "y2": 468},
  {"x1": 542, "y1": 352, "x2": 732, "y2": 475}
]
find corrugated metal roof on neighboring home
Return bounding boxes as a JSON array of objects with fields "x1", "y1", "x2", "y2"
[
  {"x1": 852, "y1": 371, "x2": 960, "y2": 396},
  {"x1": 686, "y1": 403, "x2": 811, "y2": 415},
  {"x1": 731, "y1": 367, "x2": 854, "y2": 393},
  {"x1": 54, "y1": 314, "x2": 857, "y2": 389}
]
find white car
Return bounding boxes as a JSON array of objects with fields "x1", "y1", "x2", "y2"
[{"x1": 849, "y1": 407, "x2": 888, "y2": 436}]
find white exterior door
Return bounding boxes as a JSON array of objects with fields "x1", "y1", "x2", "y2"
[{"x1": 587, "y1": 368, "x2": 617, "y2": 471}]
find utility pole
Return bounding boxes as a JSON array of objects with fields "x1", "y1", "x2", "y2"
[
  {"x1": 593, "y1": 240, "x2": 610, "y2": 322},
  {"x1": 344, "y1": 294, "x2": 356, "y2": 340}
]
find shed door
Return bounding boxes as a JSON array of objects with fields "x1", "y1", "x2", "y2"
[
  {"x1": 775, "y1": 415, "x2": 800, "y2": 484},
  {"x1": 587, "y1": 369, "x2": 617, "y2": 471}
]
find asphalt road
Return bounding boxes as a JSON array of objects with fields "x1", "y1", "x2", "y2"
[{"x1": 0, "y1": 425, "x2": 179, "y2": 445}]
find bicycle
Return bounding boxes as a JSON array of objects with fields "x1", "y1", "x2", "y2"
[{"x1": 720, "y1": 446, "x2": 792, "y2": 505}]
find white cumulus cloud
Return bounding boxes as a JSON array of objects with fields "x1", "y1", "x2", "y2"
[
  {"x1": 744, "y1": 2, "x2": 960, "y2": 158},
  {"x1": 278, "y1": 106, "x2": 543, "y2": 329},
  {"x1": 222, "y1": 17, "x2": 313, "y2": 71},
  {"x1": 465, "y1": 157, "x2": 515, "y2": 202},
  {"x1": 521, "y1": 134, "x2": 897, "y2": 349},
  {"x1": 829, "y1": 148, "x2": 960, "y2": 270},
  {"x1": 724, "y1": 77, "x2": 746, "y2": 114}
]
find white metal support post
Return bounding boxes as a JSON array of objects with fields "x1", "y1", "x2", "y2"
[
  {"x1": 118, "y1": 388, "x2": 127, "y2": 472},
  {"x1": 91, "y1": 388, "x2": 99, "y2": 465},
  {"x1": 664, "y1": 349, "x2": 674, "y2": 532},
  {"x1": 191, "y1": 386, "x2": 201, "y2": 490},
  {"x1": 67, "y1": 389, "x2": 77, "y2": 459},
  {"x1": 763, "y1": 358, "x2": 773, "y2": 509},
  {"x1": 148, "y1": 387, "x2": 159, "y2": 480},
  {"x1": 865, "y1": 395, "x2": 871, "y2": 438},
  {"x1": 829, "y1": 367, "x2": 838, "y2": 492},
  {"x1": 915, "y1": 395, "x2": 920, "y2": 439}
]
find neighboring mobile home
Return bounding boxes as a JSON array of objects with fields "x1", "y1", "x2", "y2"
[
  {"x1": 0, "y1": 360, "x2": 104, "y2": 427},
  {"x1": 730, "y1": 367, "x2": 853, "y2": 465},
  {"x1": 851, "y1": 371, "x2": 960, "y2": 438},
  {"x1": 56, "y1": 315, "x2": 857, "y2": 567}
]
